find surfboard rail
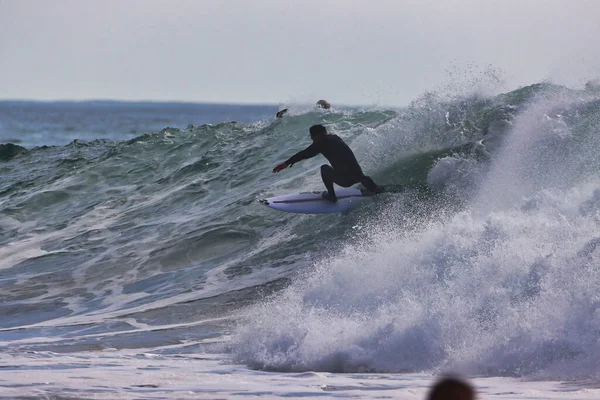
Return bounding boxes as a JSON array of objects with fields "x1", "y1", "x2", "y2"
[{"x1": 259, "y1": 188, "x2": 372, "y2": 214}]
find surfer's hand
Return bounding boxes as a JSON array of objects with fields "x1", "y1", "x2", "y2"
[{"x1": 273, "y1": 162, "x2": 288, "y2": 173}]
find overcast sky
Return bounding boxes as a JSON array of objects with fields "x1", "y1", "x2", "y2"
[{"x1": 1, "y1": 0, "x2": 599, "y2": 106}]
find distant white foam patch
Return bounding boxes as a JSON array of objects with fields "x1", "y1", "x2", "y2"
[
  {"x1": 0, "y1": 210, "x2": 45, "y2": 269},
  {"x1": 231, "y1": 181, "x2": 600, "y2": 380},
  {"x1": 0, "y1": 238, "x2": 49, "y2": 270},
  {"x1": 0, "y1": 200, "x2": 122, "y2": 271}
]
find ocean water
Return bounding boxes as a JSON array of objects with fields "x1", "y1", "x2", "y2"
[{"x1": 1, "y1": 86, "x2": 600, "y2": 399}]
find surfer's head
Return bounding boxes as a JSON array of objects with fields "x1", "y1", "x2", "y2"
[
  {"x1": 309, "y1": 124, "x2": 327, "y2": 142},
  {"x1": 316, "y1": 100, "x2": 331, "y2": 109}
]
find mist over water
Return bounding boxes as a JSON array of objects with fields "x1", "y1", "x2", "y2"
[{"x1": 1, "y1": 83, "x2": 600, "y2": 398}]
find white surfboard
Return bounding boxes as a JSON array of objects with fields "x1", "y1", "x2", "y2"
[{"x1": 260, "y1": 188, "x2": 374, "y2": 214}]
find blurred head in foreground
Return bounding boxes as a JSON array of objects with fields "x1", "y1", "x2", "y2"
[{"x1": 426, "y1": 376, "x2": 475, "y2": 400}]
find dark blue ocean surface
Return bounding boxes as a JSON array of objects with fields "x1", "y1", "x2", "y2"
[{"x1": 0, "y1": 100, "x2": 277, "y2": 147}]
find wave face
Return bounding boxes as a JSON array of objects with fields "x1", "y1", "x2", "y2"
[{"x1": 2, "y1": 85, "x2": 600, "y2": 381}]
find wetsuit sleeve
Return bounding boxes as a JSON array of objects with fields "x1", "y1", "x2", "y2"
[{"x1": 285, "y1": 142, "x2": 321, "y2": 166}]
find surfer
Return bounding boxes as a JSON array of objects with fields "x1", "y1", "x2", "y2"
[
  {"x1": 272, "y1": 124, "x2": 382, "y2": 202},
  {"x1": 276, "y1": 100, "x2": 329, "y2": 118},
  {"x1": 316, "y1": 100, "x2": 331, "y2": 109}
]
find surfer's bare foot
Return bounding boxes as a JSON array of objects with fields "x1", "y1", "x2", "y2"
[{"x1": 322, "y1": 192, "x2": 337, "y2": 202}]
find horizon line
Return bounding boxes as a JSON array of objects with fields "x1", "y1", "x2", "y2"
[{"x1": 0, "y1": 98, "x2": 404, "y2": 108}]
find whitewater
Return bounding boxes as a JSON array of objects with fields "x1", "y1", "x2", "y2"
[{"x1": 1, "y1": 84, "x2": 600, "y2": 399}]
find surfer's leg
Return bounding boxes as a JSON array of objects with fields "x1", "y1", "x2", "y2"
[
  {"x1": 359, "y1": 175, "x2": 383, "y2": 193},
  {"x1": 320, "y1": 165, "x2": 337, "y2": 201},
  {"x1": 328, "y1": 171, "x2": 381, "y2": 194}
]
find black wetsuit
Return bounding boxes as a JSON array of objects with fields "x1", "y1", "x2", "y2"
[{"x1": 285, "y1": 134, "x2": 380, "y2": 198}]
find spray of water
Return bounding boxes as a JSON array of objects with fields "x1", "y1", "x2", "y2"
[{"x1": 231, "y1": 86, "x2": 600, "y2": 380}]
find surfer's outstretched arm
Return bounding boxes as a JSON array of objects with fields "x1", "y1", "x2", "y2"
[{"x1": 272, "y1": 142, "x2": 321, "y2": 173}]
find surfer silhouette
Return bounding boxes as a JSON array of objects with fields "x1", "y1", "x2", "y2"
[
  {"x1": 316, "y1": 100, "x2": 331, "y2": 109},
  {"x1": 275, "y1": 100, "x2": 330, "y2": 118},
  {"x1": 272, "y1": 124, "x2": 382, "y2": 202}
]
